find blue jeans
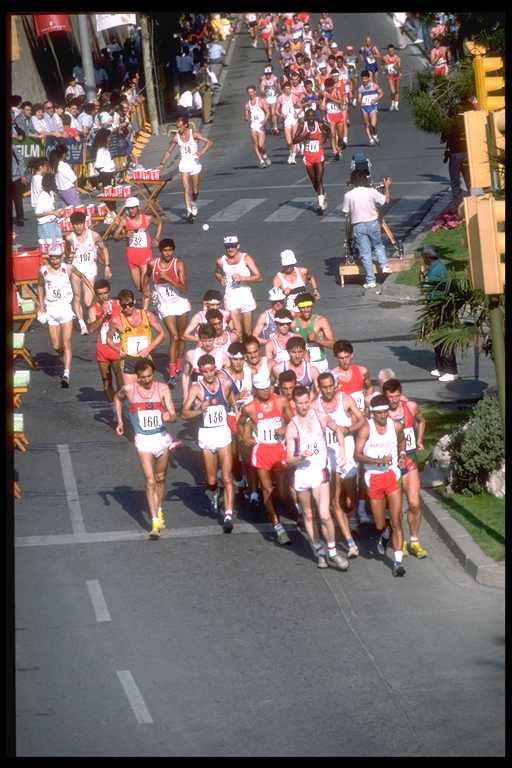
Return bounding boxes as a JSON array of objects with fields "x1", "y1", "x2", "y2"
[
  {"x1": 352, "y1": 219, "x2": 387, "y2": 283},
  {"x1": 448, "y1": 152, "x2": 469, "y2": 207},
  {"x1": 38, "y1": 220, "x2": 62, "y2": 242}
]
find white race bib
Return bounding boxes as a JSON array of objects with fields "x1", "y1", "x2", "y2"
[
  {"x1": 127, "y1": 335, "x2": 149, "y2": 356},
  {"x1": 327, "y1": 101, "x2": 341, "y2": 113},
  {"x1": 404, "y1": 426, "x2": 417, "y2": 451},
  {"x1": 204, "y1": 405, "x2": 227, "y2": 428},
  {"x1": 366, "y1": 54, "x2": 376, "y2": 64},
  {"x1": 128, "y1": 230, "x2": 148, "y2": 248},
  {"x1": 386, "y1": 63, "x2": 397, "y2": 74},
  {"x1": 352, "y1": 391, "x2": 365, "y2": 411},
  {"x1": 138, "y1": 409, "x2": 162, "y2": 431},
  {"x1": 325, "y1": 427, "x2": 339, "y2": 448},
  {"x1": 307, "y1": 343, "x2": 322, "y2": 362},
  {"x1": 305, "y1": 139, "x2": 320, "y2": 153},
  {"x1": 361, "y1": 94, "x2": 376, "y2": 106},
  {"x1": 257, "y1": 417, "x2": 281, "y2": 444}
]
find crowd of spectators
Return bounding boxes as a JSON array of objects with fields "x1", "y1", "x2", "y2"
[{"x1": 392, "y1": 12, "x2": 462, "y2": 64}]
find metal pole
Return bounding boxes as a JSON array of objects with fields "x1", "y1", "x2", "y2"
[
  {"x1": 488, "y1": 296, "x2": 505, "y2": 431},
  {"x1": 140, "y1": 14, "x2": 160, "y2": 135},
  {"x1": 77, "y1": 14, "x2": 97, "y2": 102}
]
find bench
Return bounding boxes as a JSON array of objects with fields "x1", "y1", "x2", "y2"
[
  {"x1": 13, "y1": 370, "x2": 30, "y2": 408},
  {"x1": 13, "y1": 413, "x2": 29, "y2": 452},
  {"x1": 338, "y1": 254, "x2": 416, "y2": 287}
]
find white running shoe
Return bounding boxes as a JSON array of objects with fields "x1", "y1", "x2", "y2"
[
  {"x1": 395, "y1": 102, "x2": 400, "y2": 110},
  {"x1": 79, "y1": 319, "x2": 89, "y2": 335},
  {"x1": 369, "y1": 137, "x2": 375, "y2": 145},
  {"x1": 390, "y1": 102, "x2": 395, "y2": 111},
  {"x1": 438, "y1": 373, "x2": 458, "y2": 382},
  {"x1": 191, "y1": 204, "x2": 198, "y2": 216},
  {"x1": 290, "y1": 153, "x2": 296, "y2": 164},
  {"x1": 343, "y1": 136, "x2": 348, "y2": 145},
  {"x1": 430, "y1": 369, "x2": 441, "y2": 377},
  {"x1": 363, "y1": 281, "x2": 377, "y2": 289},
  {"x1": 381, "y1": 265, "x2": 392, "y2": 274},
  {"x1": 287, "y1": 154, "x2": 293, "y2": 164}
]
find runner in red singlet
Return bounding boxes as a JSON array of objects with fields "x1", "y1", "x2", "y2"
[
  {"x1": 87, "y1": 278, "x2": 123, "y2": 401},
  {"x1": 321, "y1": 76, "x2": 347, "y2": 161},
  {"x1": 382, "y1": 44, "x2": 402, "y2": 110},
  {"x1": 112, "y1": 196, "x2": 161, "y2": 291},
  {"x1": 293, "y1": 109, "x2": 331, "y2": 214}
]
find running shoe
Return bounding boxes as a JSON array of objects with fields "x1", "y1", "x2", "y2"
[
  {"x1": 402, "y1": 539, "x2": 409, "y2": 556},
  {"x1": 381, "y1": 265, "x2": 392, "y2": 274},
  {"x1": 347, "y1": 544, "x2": 359, "y2": 558},
  {"x1": 61, "y1": 374, "x2": 70, "y2": 388},
  {"x1": 377, "y1": 534, "x2": 389, "y2": 556},
  {"x1": 259, "y1": 160, "x2": 266, "y2": 168},
  {"x1": 363, "y1": 282, "x2": 377, "y2": 289},
  {"x1": 158, "y1": 507, "x2": 166, "y2": 530},
  {"x1": 187, "y1": 212, "x2": 194, "y2": 223},
  {"x1": 369, "y1": 137, "x2": 375, "y2": 145},
  {"x1": 317, "y1": 206, "x2": 324, "y2": 216},
  {"x1": 373, "y1": 135, "x2": 380, "y2": 145},
  {"x1": 149, "y1": 519, "x2": 161, "y2": 539},
  {"x1": 327, "y1": 553, "x2": 349, "y2": 571},
  {"x1": 223, "y1": 514, "x2": 234, "y2": 534},
  {"x1": 206, "y1": 489, "x2": 219, "y2": 515},
  {"x1": 389, "y1": 102, "x2": 395, "y2": 111},
  {"x1": 276, "y1": 527, "x2": 291, "y2": 545},
  {"x1": 408, "y1": 541, "x2": 428, "y2": 558},
  {"x1": 392, "y1": 562, "x2": 406, "y2": 577},
  {"x1": 395, "y1": 103, "x2": 400, "y2": 111},
  {"x1": 264, "y1": 156, "x2": 272, "y2": 166},
  {"x1": 438, "y1": 373, "x2": 458, "y2": 382},
  {"x1": 343, "y1": 136, "x2": 348, "y2": 145},
  {"x1": 430, "y1": 369, "x2": 441, "y2": 377},
  {"x1": 287, "y1": 154, "x2": 293, "y2": 164},
  {"x1": 290, "y1": 156, "x2": 296, "y2": 164},
  {"x1": 317, "y1": 554, "x2": 328, "y2": 569},
  {"x1": 191, "y1": 204, "x2": 198, "y2": 216}
]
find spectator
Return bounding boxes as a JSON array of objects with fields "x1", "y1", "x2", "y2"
[
  {"x1": 207, "y1": 39, "x2": 225, "y2": 64},
  {"x1": 98, "y1": 102, "x2": 121, "y2": 131},
  {"x1": 62, "y1": 113, "x2": 81, "y2": 141},
  {"x1": 31, "y1": 104, "x2": 50, "y2": 136},
  {"x1": 65, "y1": 76, "x2": 85, "y2": 100},
  {"x1": 11, "y1": 125, "x2": 28, "y2": 226},
  {"x1": 48, "y1": 145, "x2": 82, "y2": 207},
  {"x1": 16, "y1": 101, "x2": 40, "y2": 138},
  {"x1": 441, "y1": 96, "x2": 479, "y2": 208},
  {"x1": 65, "y1": 101, "x2": 83, "y2": 134},
  {"x1": 35, "y1": 172, "x2": 64, "y2": 242},
  {"x1": 92, "y1": 128, "x2": 116, "y2": 188},
  {"x1": 176, "y1": 43, "x2": 195, "y2": 89},
  {"x1": 29, "y1": 157, "x2": 50, "y2": 211},
  {"x1": 391, "y1": 12, "x2": 410, "y2": 49},
  {"x1": 195, "y1": 62, "x2": 216, "y2": 124},
  {"x1": 109, "y1": 52, "x2": 127, "y2": 90},
  {"x1": 94, "y1": 60, "x2": 109, "y2": 91},
  {"x1": 77, "y1": 102, "x2": 95, "y2": 137},
  {"x1": 419, "y1": 246, "x2": 458, "y2": 382},
  {"x1": 44, "y1": 101, "x2": 64, "y2": 133},
  {"x1": 404, "y1": 13, "x2": 424, "y2": 45},
  {"x1": 11, "y1": 94, "x2": 23, "y2": 123},
  {"x1": 72, "y1": 60, "x2": 85, "y2": 85}
]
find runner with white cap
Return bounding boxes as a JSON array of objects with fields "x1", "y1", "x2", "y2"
[
  {"x1": 244, "y1": 85, "x2": 272, "y2": 169},
  {"x1": 183, "y1": 289, "x2": 232, "y2": 343},
  {"x1": 253, "y1": 286, "x2": 287, "y2": 344},
  {"x1": 215, "y1": 235, "x2": 262, "y2": 339},
  {"x1": 240, "y1": 371, "x2": 294, "y2": 545},
  {"x1": 265, "y1": 309, "x2": 299, "y2": 366},
  {"x1": 112, "y1": 196, "x2": 161, "y2": 292},
  {"x1": 157, "y1": 115, "x2": 213, "y2": 223},
  {"x1": 273, "y1": 249, "x2": 320, "y2": 313},
  {"x1": 259, "y1": 65, "x2": 280, "y2": 134}
]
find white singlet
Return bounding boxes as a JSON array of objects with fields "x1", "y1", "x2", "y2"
[
  {"x1": 281, "y1": 93, "x2": 298, "y2": 126},
  {"x1": 276, "y1": 267, "x2": 306, "y2": 312},
  {"x1": 316, "y1": 394, "x2": 356, "y2": 478},
  {"x1": 247, "y1": 97, "x2": 266, "y2": 132},
  {"x1": 41, "y1": 264, "x2": 74, "y2": 326},
  {"x1": 177, "y1": 129, "x2": 202, "y2": 175},
  {"x1": 220, "y1": 253, "x2": 257, "y2": 313},
  {"x1": 293, "y1": 409, "x2": 329, "y2": 491},
  {"x1": 269, "y1": 333, "x2": 290, "y2": 364},
  {"x1": 70, "y1": 230, "x2": 98, "y2": 277},
  {"x1": 363, "y1": 417, "x2": 400, "y2": 486}
]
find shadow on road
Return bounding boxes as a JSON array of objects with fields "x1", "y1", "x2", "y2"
[{"x1": 98, "y1": 486, "x2": 150, "y2": 531}]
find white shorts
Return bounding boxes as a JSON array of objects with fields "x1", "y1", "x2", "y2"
[
  {"x1": 308, "y1": 356, "x2": 329, "y2": 373},
  {"x1": 134, "y1": 430, "x2": 172, "y2": 458},
  {"x1": 265, "y1": 96, "x2": 277, "y2": 105},
  {"x1": 294, "y1": 463, "x2": 329, "y2": 492},
  {"x1": 327, "y1": 435, "x2": 357, "y2": 477},
  {"x1": 72, "y1": 264, "x2": 98, "y2": 281},
  {"x1": 45, "y1": 301, "x2": 74, "y2": 326},
  {"x1": 224, "y1": 288, "x2": 256, "y2": 313},
  {"x1": 198, "y1": 425, "x2": 232, "y2": 452},
  {"x1": 250, "y1": 121, "x2": 265, "y2": 133},
  {"x1": 158, "y1": 297, "x2": 191, "y2": 318},
  {"x1": 179, "y1": 157, "x2": 202, "y2": 175},
  {"x1": 284, "y1": 116, "x2": 298, "y2": 128}
]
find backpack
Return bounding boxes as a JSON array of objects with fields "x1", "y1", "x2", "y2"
[{"x1": 351, "y1": 151, "x2": 372, "y2": 175}]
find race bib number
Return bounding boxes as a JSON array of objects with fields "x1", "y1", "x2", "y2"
[
  {"x1": 138, "y1": 409, "x2": 162, "y2": 431},
  {"x1": 325, "y1": 427, "x2": 338, "y2": 448},
  {"x1": 386, "y1": 63, "x2": 397, "y2": 74},
  {"x1": 127, "y1": 335, "x2": 149, "y2": 356},
  {"x1": 361, "y1": 94, "x2": 376, "y2": 106},
  {"x1": 204, "y1": 405, "x2": 227, "y2": 427},
  {"x1": 327, "y1": 101, "x2": 341, "y2": 113},
  {"x1": 128, "y1": 231, "x2": 148, "y2": 248},
  {"x1": 366, "y1": 54, "x2": 376, "y2": 64},
  {"x1": 76, "y1": 250, "x2": 94, "y2": 264},
  {"x1": 404, "y1": 426, "x2": 417, "y2": 452},
  {"x1": 307, "y1": 344, "x2": 322, "y2": 362},
  {"x1": 162, "y1": 285, "x2": 177, "y2": 299},
  {"x1": 352, "y1": 391, "x2": 365, "y2": 411},
  {"x1": 265, "y1": 87, "x2": 276, "y2": 98},
  {"x1": 257, "y1": 417, "x2": 281, "y2": 444},
  {"x1": 305, "y1": 440, "x2": 321, "y2": 455},
  {"x1": 305, "y1": 139, "x2": 320, "y2": 153},
  {"x1": 50, "y1": 287, "x2": 62, "y2": 300}
]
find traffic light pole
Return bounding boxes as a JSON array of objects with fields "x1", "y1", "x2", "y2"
[{"x1": 488, "y1": 296, "x2": 506, "y2": 431}]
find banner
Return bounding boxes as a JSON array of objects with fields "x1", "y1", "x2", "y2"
[
  {"x1": 12, "y1": 137, "x2": 45, "y2": 161},
  {"x1": 95, "y1": 13, "x2": 136, "y2": 33},
  {"x1": 33, "y1": 14, "x2": 71, "y2": 37}
]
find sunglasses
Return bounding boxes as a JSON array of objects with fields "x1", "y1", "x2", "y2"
[{"x1": 120, "y1": 301, "x2": 135, "y2": 308}]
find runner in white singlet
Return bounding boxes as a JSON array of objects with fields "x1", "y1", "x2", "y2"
[
  {"x1": 215, "y1": 235, "x2": 262, "y2": 338},
  {"x1": 245, "y1": 84, "x2": 271, "y2": 168}
]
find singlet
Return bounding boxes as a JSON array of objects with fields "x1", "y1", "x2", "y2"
[
  {"x1": 222, "y1": 365, "x2": 253, "y2": 403},
  {"x1": 292, "y1": 409, "x2": 328, "y2": 470},
  {"x1": 302, "y1": 122, "x2": 323, "y2": 155},
  {"x1": 335, "y1": 364, "x2": 365, "y2": 412},
  {"x1": 291, "y1": 82, "x2": 305, "y2": 101},
  {"x1": 195, "y1": 307, "x2": 230, "y2": 331},
  {"x1": 124, "y1": 213, "x2": 152, "y2": 250},
  {"x1": 213, "y1": 330, "x2": 232, "y2": 359},
  {"x1": 293, "y1": 314, "x2": 325, "y2": 363},
  {"x1": 363, "y1": 417, "x2": 398, "y2": 475},
  {"x1": 389, "y1": 400, "x2": 417, "y2": 453},
  {"x1": 128, "y1": 381, "x2": 167, "y2": 435},
  {"x1": 260, "y1": 309, "x2": 277, "y2": 340},
  {"x1": 280, "y1": 93, "x2": 298, "y2": 118},
  {"x1": 41, "y1": 264, "x2": 73, "y2": 305},
  {"x1": 302, "y1": 91, "x2": 319, "y2": 112},
  {"x1": 70, "y1": 230, "x2": 98, "y2": 272},
  {"x1": 284, "y1": 360, "x2": 313, "y2": 389},
  {"x1": 383, "y1": 53, "x2": 400, "y2": 76},
  {"x1": 270, "y1": 332, "x2": 291, "y2": 364},
  {"x1": 359, "y1": 82, "x2": 380, "y2": 108},
  {"x1": 176, "y1": 129, "x2": 199, "y2": 160},
  {"x1": 276, "y1": 267, "x2": 306, "y2": 297},
  {"x1": 262, "y1": 76, "x2": 278, "y2": 100},
  {"x1": 247, "y1": 97, "x2": 266, "y2": 124},
  {"x1": 191, "y1": 345, "x2": 225, "y2": 376},
  {"x1": 119, "y1": 309, "x2": 152, "y2": 357},
  {"x1": 253, "y1": 393, "x2": 284, "y2": 444},
  {"x1": 244, "y1": 356, "x2": 270, "y2": 385},
  {"x1": 200, "y1": 378, "x2": 229, "y2": 429},
  {"x1": 316, "y1": 393, "x2": 351, "y2": 451},
  {"x1": 361, "y1": 45, "x2": 378, "y2": 67},
  {"x1": 345, "y1": 55, "x2": 357, "y2": 73},
  {"x1": 152, "y1": 256, "x2": 186, "y2": 302},
  {"x1": 94, "y1": 298, "x2": 121, "y2": 348},
  {"x1": 220, "y1": 252, "x2": 252, "y2": 290}
]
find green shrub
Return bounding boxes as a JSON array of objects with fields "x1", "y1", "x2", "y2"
[{"x1": 448, "y1": 395, "x2": 504, "y2": 494}]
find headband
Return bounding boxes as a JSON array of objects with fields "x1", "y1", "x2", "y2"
[
  {"x1": 370, "y1": 404, "x2": 389, "y2": 412},
  {"x1": 296, "y1": 300, "x2": 313, "y2": 308}
]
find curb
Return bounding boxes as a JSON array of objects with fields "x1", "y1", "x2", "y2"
[{"x1": 420, "y1": 488, "x2": 505, "y2": 589}]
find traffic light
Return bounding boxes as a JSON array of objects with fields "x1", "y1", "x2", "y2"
[
  {"x1": 472, "y1": 55, "x2": 505, "y2": 111},
  {"x1": 464, "y1": 194, "x2": 505, "y2": 295},
  {"x1": 464, "y1": 110, "x2": 491, "y2": 189},
  {"x1": 487, "y1": 108, "x2": 505, "y2": 190}
]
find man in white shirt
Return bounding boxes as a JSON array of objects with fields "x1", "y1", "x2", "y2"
[
  {"x1": 44, "y1": 102, "x2": 64, "y2": 133},
  {"x1": 77, "y1": 104, "x2": 95, "y2": 136},
  {"x1": 31, "y1": 104, "x2": 50, "y2": 136},
  {"x1": 65, "y1": 102, "x2": 83, "y2": 134},
  {"x1": 65, "y1": 76, "x2": 85, "y2": 100},
  {"x1": 30, "y1": 157, "x2": 49, "y2": 211},
  {"x1": 342, "y1": 170, "x2": 392, "y2": 288}
]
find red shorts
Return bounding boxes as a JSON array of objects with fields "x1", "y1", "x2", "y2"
[
  {"x1": 366, "y1": 469, "x2": 400, "y2": 500},
  {"x1": 126, "y1": 247, "x2": 152, "y2": 269},
  {"x1": 260, "y1": 31, "x2": 272, "y2": 41},
  {"x1": 304, "y1": 153, "x2": 324, "y2": 167},
  {"x1": 251, "y1": 442, "x2": 287, "y2": 472},
  {"x1": 387, "y1": 74, "x2": 401, "y2": 82},
  {"x1": 96, "y1": 343, "x2": 121, "y2": 364},
  {"x1": 227, "y1": 413, "x2": 239, "y2": 435},
  {"x1": 326, "y1": 111, "x2": 345, "y2": 125},
  {"x1": 433, "y1": 64, "x2": 448, "y2": 77}
]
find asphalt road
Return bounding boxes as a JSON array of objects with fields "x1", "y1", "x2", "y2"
[{"x1": 14, "y1": 13, "x2": 504, "y2": 757}]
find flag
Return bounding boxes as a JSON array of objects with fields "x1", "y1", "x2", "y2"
[
  {"x1": 95, "y1": 13, "x2": 136, "y2": 33},
  {"x1": 33, "y1": 14, "x2": 71, "y2": 37}
]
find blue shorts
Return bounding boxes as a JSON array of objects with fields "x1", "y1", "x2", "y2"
[
  {"x1": 361, "y1": 105, "x2": 378, "y2": 114},
  {"x1": 365, "y1": 62, "x2": 378, "y2": 74}
]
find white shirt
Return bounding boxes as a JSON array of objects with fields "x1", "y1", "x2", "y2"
[
  {"x1": 44, "y1": 112, "x2": 63, "y2": 132},
  {"x1": 55, "y1": 160, "x2": 77, "y2": 192},
  {"x1": 178, "y1": 90, "x2": 193, "y2": 108},
  {"x1": 31, "y1": 173, "x2": 44, "y2": 208},
  {"x1": 392, "y1": 13, "x2": 407, "y2": 28},
  {"x1": 65, "y1": 83, "x2": 85, "y2": 99},
  {"x1": 31, "y1": 116, "x2": 48, "y2": 135},
  {"x1": 342, "y1": 186, "x2": 386, "y2": 224},
  {"x1": 94, "y1": 147, "x2": 116, "y2": 172},
  {"x1": 35, "y1": 190, "x2": 57, "y2": 223},
  {"x1": 77, "y1": 112, "x2": 93, "y2": 131},
  {"x1": 65, "y1": 111, "x2": 81, "y2": 131}
]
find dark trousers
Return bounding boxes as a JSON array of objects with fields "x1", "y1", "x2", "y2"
[
  {"x1": 12, "y1": 178, "x2": 25, "y2": 223},
  {"x1": 434, "y1": 343, "x2": 458, "y2": 375}
]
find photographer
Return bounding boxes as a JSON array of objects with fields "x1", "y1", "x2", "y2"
[{"x1": 341, "y1": 169, "x2": 392, "y2": 288}]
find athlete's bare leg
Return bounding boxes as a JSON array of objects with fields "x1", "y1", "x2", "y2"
[
  {"x1": 256, "y1": 468, "x2": 280, "y2": 526},
  {"x1": 402, "y1": 469, "x2": 422, "y2": 538},
  {"x1": 163, "y1": 314, "x2": 189, "y2": 370},
  {"x1": 312, "y1": 481, "x2": 337, "y2": 545},
  {"x1": 191, "y1": 173, "x2": 200, "y2": 201},
  {"x1": 250, "y1": 129, "x2": 264, "y2": 163},
  {"x1": 181, "y1": 172, "x2": 193, "y2": 213},
  {"x1": 98, "y1": 360, "x2": 117, "y2": 401},
  {"x1": 71, "y1": 272, "x2": 85, "y2": 324},
  {"x1": 240, "y1": 311, "x2": 253, "y2": 339},
  {"x1": 330, "y1": 472, "x2": 352, "y2": 542},
  {"x1": 218, "y1": 444, "x2": 235, "y2": 513},
  {"x1": 138, "y1": 452, "x2": 160, "y2": 520},
  {"x1": 154, "y1": 451, "x2": 170, "y2": 511},
  {"x1": 229, "y1": 308, "x2": 243, "y2": 339},
  {"x1": 129, "y1": 265, "x2": 145, "y2": 292},
  {"x1": 202, "y1": 448, "x2": 219, "y2": 489},
  {"x1": 60, "y1": 319, "x2": 73, "y2": 372}
]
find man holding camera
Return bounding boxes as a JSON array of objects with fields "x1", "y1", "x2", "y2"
[{"x1": 341, "y1": 170, "x2": 392, "y2": 288}]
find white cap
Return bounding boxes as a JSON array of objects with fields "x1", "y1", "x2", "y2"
[
  {"x1": 346, "y1": 45, "x2": 353, "y2": 51},
  {"x1": 264, "y1": 66, "x2": 273, "y2": 74},
  {"x1": 317, "y1": 61, "x2": 327, "y2": 69},
  {"x1": 280, "y1": 249, "x2": 297, "y2": 266},
  {"x1": 268, "y1": 287, "x2": 286, "y2": 301},
  {"x1": 224, "y1": 234, "x2": 239, "y2": 245},
  {"x1": 125, "y1": 196, "x2": 140, "y2": 208},
  {"x1": 47, "y1": 247, "x2": 61, "y2": 256},
  {"x1": 330, "y1": 41, "x2": 338, "y2": 48},
  {"x1": 253, "y1": 372, "x2": 271, "y2": 389}
]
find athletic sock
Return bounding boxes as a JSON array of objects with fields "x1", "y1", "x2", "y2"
[
  {"x1": 381, "y1": 526, "x2": 391, "y2": 541},
  {"x1": 274, "y1": 522, "x2": 285, "y2": 533},
  {"x1": 63, "y1": 368, "x2": 70, "y2": 377},
  {"x1": 410, "y1": 536, "x2": 419, "y2": 543},
  {"x1": 394, "y1": 550, "x2": 404, "y2": 564},
  {"x1": 250, "y1": 491, "x2": 259, "y2": 503},
  {"x1": 224, "y1": 509, "x2": 233, "y2": 518},
  {"x1": 327, "y1": 541, "x2": 337, "y2": 557},
  {"x1": 346, "y1": 537, "x2": 355, "y2": 548}
]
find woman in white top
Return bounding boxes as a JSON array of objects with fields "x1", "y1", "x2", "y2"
[
  {"x1": 48, "y1": 145, "x2": 81, "y2": 206},
  {"x1": 92, "y1": 128, "x2": 116, "y2": 188},
  {"x1": 158, "y1": 115, "x2": 213, "y2": 222},
  {"x1": 215, "y1": 235, "x2": 262, "y2": 339},
  {"x1": 35, "y1": 173, "x2": 65, "y2": 243},
  {"x1": 30, "y1": 157, "x2": 49, "y2": 212}
]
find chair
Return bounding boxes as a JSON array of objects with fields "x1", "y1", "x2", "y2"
[
  {"x1": 14, "y1": 412, "x2": 29, "y2": 452},
  {"x1": 13, "y1": 332, "x2": 37, "y2": 369}
]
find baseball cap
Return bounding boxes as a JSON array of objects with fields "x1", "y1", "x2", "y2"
[
  {"x1": 346, "y1": 45, "x2": 353, "y2": 52},
  {"x1": 330, "y1": 41, "x2": 338, "y2": 49},
  {"x1": 264, "y1": 65, "x2": 273, "y2": 74},
  {"x1": 317, "y1": 61, "x2": 327, "y2": 69},
  {"x1": 280, "y1": 249, "x2": 297, "y2": 266},
  {"x1": 48, "y1": 247, "x2": 62, "y2": 256},
  {"x1": 253, "y1": 372, "x2": 272, "y2": 389},
  {"x1": 224, "y1": 235, "x2": 239, "y2": 246},
  {"x1": 125, "y1": 196, "x2": 140, "y2": 208},
  {"x1": 274, "y1": 309, "x2": 294, "y2": 324},
  {"x1": 422, "y1": 245, "x2": 440, "y2": 259},
  {"x1": 268, "y1": 287, "x2": 286, "y2": 301}
]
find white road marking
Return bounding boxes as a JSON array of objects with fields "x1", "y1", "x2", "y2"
[
  {"x1": 15, "y1": 522, "x2": 292, "y2": 547},
  {"x1": 166, "y1": 198, "x2": 213, "y2": 222},
  {"x1": 264, "y1": 198, "x2": 314, "y2": 222},
  {"x1": 116, "y1": 671, "x2": 153, "y2": 725},
  {"x1": 57, "y1": 445, "x2": 86, "y2": 535},
  {"x1": 86, "y1": 580, "x2": 112, "y2": 623},
  {"x1": 207, "y1": 198, "x2": 266, "y2": 221},
  {"x1": 160, "y1": 181, "x2": 447, "y2": 196}
]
